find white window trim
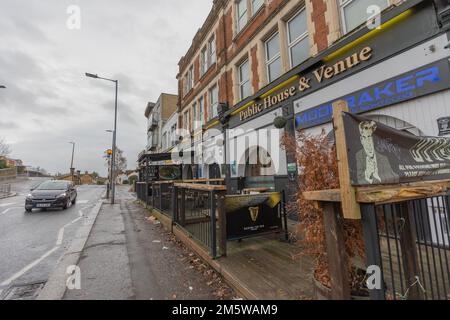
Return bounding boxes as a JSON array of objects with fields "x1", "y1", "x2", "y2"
[
  {"x1": 287, "y1": 8, "x2": 309, "y2": 68},
  {"x1": 238, "y1": 59, "x2": 251, "y2": 100},
  {"x1": 339, "y1": 0, "x2": 390, "y2": 34},
  {"x1": 208, "y1": 36, "x2": 216, "y2": 67},
  {"x1": 236, "y1": 0, "x2": 248, "y2": 33},
  {"x1": 265, "y1": 32, "x2": 281, "y2": 82},
  {"x1": 201, "y1": 47, "x2": 208, "y2": 76},
  {"x1": 209, "y1": 85, "x2": 219, "y2": 120},
  {"x1": 198, "y1": 97, "x2": 204, "y2": 127}
]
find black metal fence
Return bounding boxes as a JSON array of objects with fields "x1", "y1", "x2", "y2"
[
  {"x1": 362, "y1": 192, "x2": 450, "y2": 300},
  {"x1": 136, "y1": 181, "x2": 226, "y2": 258}
]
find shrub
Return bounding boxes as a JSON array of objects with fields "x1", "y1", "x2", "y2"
[{"x1": 282, "y1": 130, "x2": 365, "y2": 292}]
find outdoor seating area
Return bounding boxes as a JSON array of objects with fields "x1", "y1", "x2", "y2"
[{"x1": 136, "y1": 179, "x2": 315, "y2": 300}]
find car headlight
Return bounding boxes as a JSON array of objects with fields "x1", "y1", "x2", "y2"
[
  {"x1": 57, "y1": 193, "x2": 67, "y2": 198},
  {"x1": 26, "y1": 194, "x2": 33, "y2": 199}
]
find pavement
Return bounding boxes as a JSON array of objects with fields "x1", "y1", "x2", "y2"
[
  {"x1": 62, "y1": 186, "x2": 233, "y2": 300},
  {"x1": 0, "y1": 178, "x2": 106, "y2": 300}
]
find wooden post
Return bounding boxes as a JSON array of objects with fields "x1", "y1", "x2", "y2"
[
  {"x1": 322, "y1": 202, "x2": 351, "y2": 300},
  {"x1": 332, "y1": 100, "x2": 361, "y2": 220},
  {"x1": 398, "y1": 202, "x2": 423, "y2": 300},
  {"x1": 217, "y1": 192, "x2": 227, "y2": 257}
]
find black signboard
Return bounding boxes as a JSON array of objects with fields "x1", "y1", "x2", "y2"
[
  {"x1": 343, "y1": 113, "x2": 450, "y2": 186},
  {"x1": 438, "y1": 117, "x2": 450, "y2": 136},
  {"x1": 296, "y1": 59, "x2": 450, "y2": 130},
  {"x1": 147, "y1": 165, "x2": 182, "y2": 181},
  {"x1": 225, "y1": 192, "x2": 282, "y2": 240}
]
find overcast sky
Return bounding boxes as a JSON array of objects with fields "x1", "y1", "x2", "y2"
[{"x1": 0, "y1": 0, "x2": 212, "y2": 176}]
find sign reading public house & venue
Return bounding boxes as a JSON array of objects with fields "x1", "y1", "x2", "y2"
[
  {"x1": 343, "y1": 113, "x2": 450, "y2": 186},
  {"x1": 239, "y1": 47, "x2": 373, "y2": 122}
]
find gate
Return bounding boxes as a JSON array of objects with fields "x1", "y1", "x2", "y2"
[{"x1": 362, "y1": 192, "x2": 450, "y2": 300}]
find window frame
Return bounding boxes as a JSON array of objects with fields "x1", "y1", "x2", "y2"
[
  {"x1": 198, "y1": 96, "x2": 204, "y2": 127},
  {"x1": 201, "y1": 47, "x2": 208, "y2": 76},
  {"x1": 236, "y1": 0, "x2": 248, "y2": 33},
  {"x1": 339, "y1": 0, "x2": 390, "y2": 34},
  {"x1": 183, "y1": 110, "x2": 190, "y2": 131},
  {"x1": 208, "y1": 35, "x2": 216, "y2": 67},
  {"x1": 209, "y1": 85, "x2": 219, "y2": 120},
  {"x1": 265, "y1": 32, "x2": 282, "y2": 83},
  {"x1": 286, "y1": 8, "x2": 309, "y2": 68},
  {"x1": 238, "y1": 58, "x2": 251, "y2": 100}
]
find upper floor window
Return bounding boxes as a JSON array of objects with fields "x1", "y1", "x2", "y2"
[
  {"x1": 170, "y1": 123, "x2": 177, "y2": 146},
  {"x1": 184, "y1": 66, "x2": 194, "y2": 95},
  {"x1": 238, "y1": 59, "x2": 251, "y2": 100},
  {"x1": 192, "y1": 102, "x2": 199, "y2": 129},
  {"x1": 236, "y1": 0, "x2": 248, "y2": 32},
  {"x1": 339, "y1": 0, "x2": 389, "y2": 34},
  {"x1": 198, "y1": 97, "x2": 205, "y2": 127},
  {"x1": 236, "y1": 0, "x2": 265, "y2": 33},
  {"x1": 209, "y1": 85, "x2": 219, "y2": 120},
  {"x1": 201, "y1": 47, "x2": 208, "y2": 76},
  {"x1": 265, "y1": 32, "x2": 282, "y2": 82},
  {"x1": 183, "y1": 110, "x2": 190, "y2": 131},
  {"x1": 208, "y1": 36, "x2": 216, "y2": 66},
  {"x1": 251, "y1": 0, "x2": 264, "y2": 14},
  {"x1": 287, "y1": 9, "x2": 309, "y2": 68}
]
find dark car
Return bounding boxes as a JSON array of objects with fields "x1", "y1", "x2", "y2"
[{"x1": 25, "y1": 180, "x2": 77, "y2": 212}]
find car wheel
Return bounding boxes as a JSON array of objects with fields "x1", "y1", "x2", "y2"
[
  {"x1": 25, "y1": 208, "x2": 32, "y2": 213},
  {"x1": 72, "y1": 197, "x2": 77, "y2": 205},
  {"x1": 63, "y1": 201, "x2": 69, "y2": 210}
]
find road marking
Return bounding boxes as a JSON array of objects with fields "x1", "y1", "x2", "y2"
[
  {"x1": 56, "y1": 217, "x2": 82, "y2": 246},
  {"x1": 0, "y1": 246, "x2": 59, "y2": 287},
  {"x1": 0, "y1": 207, "x2": 22, "y2": 215},
  {"x1": 0, "y1": 203, "x2": 17, "y2": 208},
  {"x1": 77, "y1": 200, "x2": 89, "y2": 204}
]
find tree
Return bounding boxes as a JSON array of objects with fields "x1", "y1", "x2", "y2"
[
  {"x1": 104, "y1": 147, "x2": 127, "y2": 173},
  {"x1": 0, "y1": 138, "x2": 11, "y2": 157}
]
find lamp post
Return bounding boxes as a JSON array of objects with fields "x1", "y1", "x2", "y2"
[
  {"x1": 86, "y1": 73, "x2": 119, "y2": 204},
  {"x1": 69, "y1": 142, "x2": 75, "y2": 182}
]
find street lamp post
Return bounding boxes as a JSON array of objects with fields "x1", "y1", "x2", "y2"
[
  {"x1": 69, "y1": 142, "x2": 76, "y2": 182},
  {"x1": 86, "y1": 73, "x2": 119, "y2": 204}
]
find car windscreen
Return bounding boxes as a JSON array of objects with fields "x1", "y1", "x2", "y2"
[{"x1": 35, "y1": 181, "x2": 69, "y2": 190}]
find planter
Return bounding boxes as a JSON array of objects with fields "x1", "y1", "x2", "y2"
[{"x1": 313, "y1": 278, "x2": 369, "y2": 300}]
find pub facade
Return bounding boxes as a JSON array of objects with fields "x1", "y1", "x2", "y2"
[{"x1": 169, "y1": 0, "x2": 450, "y2": 199}]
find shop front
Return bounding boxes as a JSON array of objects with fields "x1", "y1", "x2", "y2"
[{"x1": 220, "y1": 0, "x2": 450, "y2": 200}]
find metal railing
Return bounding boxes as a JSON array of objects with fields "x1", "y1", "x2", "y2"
[{"x1": 362, "y1": 192, "x2": 450, "y2": 300}]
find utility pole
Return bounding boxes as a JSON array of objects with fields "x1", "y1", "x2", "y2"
[
  {"x1": 85, "y1": 72, "x2": 119, "y2": 204},
  {"x1": 69, "y1": 142, "x2": 75, "y2": 182}
]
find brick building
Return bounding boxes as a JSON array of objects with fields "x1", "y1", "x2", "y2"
[{"x1": 174, "y1": 0, "x2": 450, "y2": 195}]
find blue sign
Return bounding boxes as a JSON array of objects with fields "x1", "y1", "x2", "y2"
[{"x1": 295, "y1": 60, "x2": 450, "y2": 130}]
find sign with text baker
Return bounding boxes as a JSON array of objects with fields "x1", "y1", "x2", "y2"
[
  {"x1": 343, "y1": 113, "x2": 450, "y2": 186},
  {"x1": 225, "y1": 192, "x2": 282, "y2": 240}
]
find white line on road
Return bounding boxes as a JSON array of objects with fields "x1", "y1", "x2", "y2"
[
  {"x1": 0, "y1": 246, "x2": 59, "y2": 287},
  {"x1": 0, "y1": 203, "x2": 18, "y2": 208},
  {"x1": 0, "y1": 207, "x2": 22, "y2": 215},
  {"x1": 77, "y1": 200, "x2": 89, "y2": 204},
  {"x1": 56, "y1": 217, "x2": 82, "y2": 246}
]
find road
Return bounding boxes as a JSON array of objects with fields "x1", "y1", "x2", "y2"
[{"x1": 0, "y1": 178, "x2": 105, "y2": 299}]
